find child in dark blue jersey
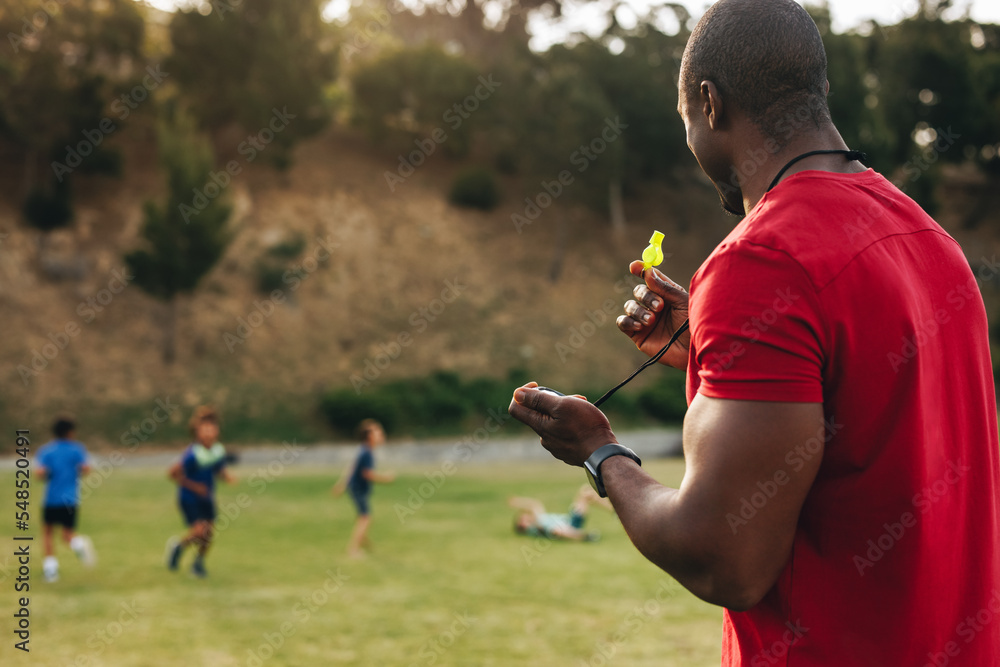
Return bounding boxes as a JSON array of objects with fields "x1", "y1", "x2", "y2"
[
  {"x1": 165, "y1": 406, "x2": 236, "y2": 577},
  {"x1": 36, "y1": 416, "x2": 96, "y2": 582},
  {"x1": 332, "y1": 419, "x2": 395, "y2": 558}
]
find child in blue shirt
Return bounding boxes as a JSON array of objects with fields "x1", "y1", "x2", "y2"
[
  {"x1": 332, "y1": 419, "x2": 395, "y2": 558},
  {"x1": 36, "y1": 416, "x2": 96, "y2": 582},
  {"x1": 164, "y1": 406, "x2": 236, "y2": 577}
]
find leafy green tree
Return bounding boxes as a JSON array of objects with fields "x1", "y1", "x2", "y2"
[
  {"x1": 351, "y1": 43, "x2": 485, "y2": 158},
  {"x1": 125, "y1": 104, "x2": 231, "y2": 364},
  {"x1": 167, "y1": 0, "x2": 338, "y2": 168},
  {"x1": 0, "y1": 0, "x2": 145, "y2": 226}
]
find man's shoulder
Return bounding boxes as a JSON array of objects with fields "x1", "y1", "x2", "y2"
[{"x1": 722, "y1": 170, "x2": 955, "y2": 291}]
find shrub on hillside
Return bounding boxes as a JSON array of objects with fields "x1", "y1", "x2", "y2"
[
  {"x1": 636, "y1": 370, "x2": 688, "y2": 424},
  {"x1": 320, "y1": 370, "x2": 532, "y2": 438},
  {"x1": 24, "y1": 182, "x2": 73, "y2": 232},
  {"x1": 449, "y1": 167, "x2": 499, "y2": 211}
]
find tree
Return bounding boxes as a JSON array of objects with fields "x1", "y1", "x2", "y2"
[
  {"x1": 167, "y1": 0, "x2": 338, "y2": 168},
  {"x1": 0, "y1": 0, "x2": 144, "y2": 220},
  {"x1": 125, "y1": 104, "x2": 232, "y2": 364},
  {"x1": 351, "y1": 43, "x2": 485, "y2": 158}
]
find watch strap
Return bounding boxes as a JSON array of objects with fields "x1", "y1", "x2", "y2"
[{"x1": 585, "y1": 444, "x2": 641, "y2": 497}]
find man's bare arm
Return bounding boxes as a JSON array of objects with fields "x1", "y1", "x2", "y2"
[{"x1": 603, "y1": 395, "x2": 825, "y2": 610}]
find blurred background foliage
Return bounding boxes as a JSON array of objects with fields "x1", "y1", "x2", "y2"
[
  {"x1": 5, "y1": 0, "x2": 999, "y2": 229},
  {"x1": 2, "y1": 0, "x2": 999, "y2": 442}
]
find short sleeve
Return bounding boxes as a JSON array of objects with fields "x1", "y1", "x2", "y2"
[{"x1": 689, "y1": 241, "x2": 826, "y2": 403}]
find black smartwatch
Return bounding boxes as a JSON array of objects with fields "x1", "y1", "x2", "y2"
[{"x1": 585, "y1": 444, "x2": 641, "y2": 498}]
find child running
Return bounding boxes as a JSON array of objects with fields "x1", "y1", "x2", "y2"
[
  {"x1": 164, "y1": 406, "x2": 236, "y2": 578},
  {"x1": 332, "y1": 419, "x2": 395, "y2": 558},
  {"x1": 36, "y1": 415, "x2": 97, "y2": 582}
]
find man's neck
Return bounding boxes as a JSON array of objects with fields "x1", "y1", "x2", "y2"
[{"x1": 738, "y1": 126, "x2": 866, "y2": 213}]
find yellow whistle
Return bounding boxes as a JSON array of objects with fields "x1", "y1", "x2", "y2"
[{"x1": 642, "y1": 231, "x2": 665, "y2": 272}]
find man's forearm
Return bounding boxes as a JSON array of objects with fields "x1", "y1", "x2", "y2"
[{"x1": 601, "y1": 456, "x2": 721, "y2": 604}]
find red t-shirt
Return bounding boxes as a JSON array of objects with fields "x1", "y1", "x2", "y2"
[{"x1": 686, "y1": 169, "x2": 1000, "y2": 666}]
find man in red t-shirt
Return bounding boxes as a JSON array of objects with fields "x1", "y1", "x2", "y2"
[{"x1": 509, "y1": 0, "x2": 1000, "y2": 664}]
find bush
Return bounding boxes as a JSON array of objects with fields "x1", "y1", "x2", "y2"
[
  {"x1": 254, "y1": 233, "x2": 306, "y2": 293},
  {"x1": 636, "y1": 370, "x2": 688, "y2": 424},
  {"x1": 24, "y1": 181, "x2": 73, "y2": 232},
  {"x1": 319, "y1": 369, "x2": 529, "y2": 438},
  {"x1": 319, "y1": 390, "x2": 398, "y2": 436},
  {"x1": 255, "y1": 261, "x2": 287, "y2": 294},
  {"x1": 77, "y1": 148, "x2": 123, "y2": 178},
  {"x1": 267, "y1": 233, "x2": 306, "y2": 260},
  {"x1": 449, "y1": 167, "x2": 500, "y2": 211}
]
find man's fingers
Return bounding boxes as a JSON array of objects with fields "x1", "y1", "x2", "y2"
[
  {"x1": 629, "y1": 261, "x2": 688, "y2": 304},
  {"x1": 617, "y1": 314, "x2": 643, "y2": 334},
  {"x1": 508, "y1": 400, "x2": 546, "y2": 431},
  {"x1": 512, "y1": 385, "x2": 558, "y2": 416},
  {"x1": 625, "y1": 299, "x2": 655, "y2": 325},
  {"x1": 646, "y1": 267, "x2": 688, "y2": 300},
  {"x1": 631, "y1": 286, "x2": 663, "y2": 312}
]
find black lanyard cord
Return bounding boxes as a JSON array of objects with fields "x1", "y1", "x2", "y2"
[
  {"x1": 591, "y1": 149, "x2": 865, "y2": 409},
  {"x1": 766, "y1": 149, "x2": 867, "y2": 192},
  {"x1": 593, "y1": 319, "x2": 690, "y2": 407}
]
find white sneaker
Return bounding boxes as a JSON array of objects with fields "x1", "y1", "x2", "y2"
[
  {"x1": 43, "y1": 556, "x2": 59, "y2": 583},
  {"x1": 71, "y1": 535, "x2": 97, "y2": 568}
]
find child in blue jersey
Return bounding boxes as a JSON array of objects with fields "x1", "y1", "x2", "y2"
[
  {"x1": 164, "y1": 406, "x2": 236, "y2": 577},
  {"x1": 332, "y1": 419, "x2": 395, "y2": 558},
  {"x1": 36, "y1": 416, "x2": 96, "y2": 582}
]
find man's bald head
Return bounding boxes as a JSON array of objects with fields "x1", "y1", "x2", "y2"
[{"x1": 680, "y1": 0, "x2": 830, "y2": 144}]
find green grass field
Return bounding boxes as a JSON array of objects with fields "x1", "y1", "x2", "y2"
[{"x1": 0, "y1": 458, "x2": 722, "y2": 666}]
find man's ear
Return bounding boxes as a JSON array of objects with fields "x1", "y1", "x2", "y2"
[
  {"x1": 825, "y1": 79, "x2": 830, "y2": 95},
  {"x1": 700, "y1": 80, "x2": 724, "y2": 131}
]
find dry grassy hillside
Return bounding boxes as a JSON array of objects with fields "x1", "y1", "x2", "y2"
[{"x1": 1, "y1": 127, "x2": 736, "y2": 444}]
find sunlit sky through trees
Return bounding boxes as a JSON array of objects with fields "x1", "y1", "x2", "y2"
[{"x1": 142, "y1": 0, "x2": 1000, "y2": 52}]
